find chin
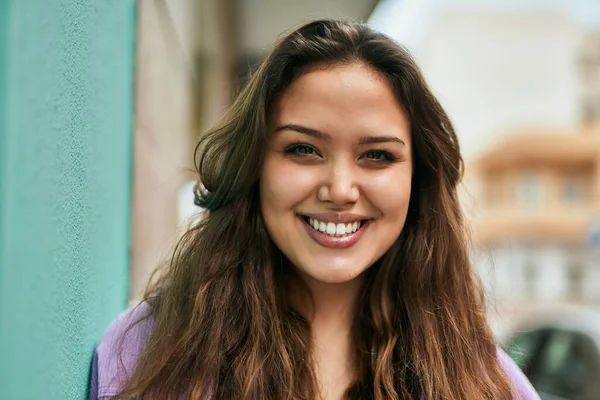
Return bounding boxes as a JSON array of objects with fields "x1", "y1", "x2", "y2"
[
  {"x1": 313, "y1": 274, "x2": 363, "y2": 285},
  {"x1": 300, "y1": 261, "x2": 370, "y2": 285}
]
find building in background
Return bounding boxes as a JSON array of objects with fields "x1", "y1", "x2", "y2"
[
  {"x1": 466, "y1": 30, "x2": 600, "y2": 332},
  {"x1": 469, "y1": 128, "x2": 600, "y2": 317}
]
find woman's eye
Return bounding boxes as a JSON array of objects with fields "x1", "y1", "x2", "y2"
[
  {"x1": 362, "y1": 150, "x2": 397, "y2": 162},
  {"x1": 284, "y1": 144, "x2": 318, "y2": 156}
]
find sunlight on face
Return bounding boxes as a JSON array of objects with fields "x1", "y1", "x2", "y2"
[{"x1": 260, "y1": 62, "x2": 413, "y2": 285}]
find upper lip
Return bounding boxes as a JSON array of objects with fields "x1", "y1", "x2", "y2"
[{"x1": 298, "y1": 212, "x2": 370, "y2": 223}]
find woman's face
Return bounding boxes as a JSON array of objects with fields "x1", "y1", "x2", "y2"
[{"x1": 260, "y1": 62, "x2": 413, "y2": 285}]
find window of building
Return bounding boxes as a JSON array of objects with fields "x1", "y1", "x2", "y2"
[
  {"x1": 563, "y1": 177, "x2": 586, "y2": 206},
  {"x1": 578, "y1": 33, "x2": 600, "y2": 125},
  {"x1": 515, "y1": 173, "x2": 543, "y2": 210},
  {"x1": 582, "y1": 98, "x2": 600, "y2": 125},
  {"x1": 567, "y1": 262, "x2": 585, "y2": 302},
  {"x1": 524, "y1": 261, "x2": 537, "y2": 298}
]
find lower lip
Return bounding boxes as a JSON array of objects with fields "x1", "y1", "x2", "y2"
[{"x1": 300, "y1": 217, "x2": 370, "y2": 249}]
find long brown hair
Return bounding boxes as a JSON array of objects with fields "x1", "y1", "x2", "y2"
[{"x1": 117, "y1": 19, "x2": 514, "y2": 399}]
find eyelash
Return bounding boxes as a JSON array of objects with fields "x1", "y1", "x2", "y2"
[
  {"x1": 284, "y1": 143, "x2": 398, "y2": 163},
  {"x1": 362, "y1": 150, "x2": 397, "y2": 162},
  {"x1": 285, "y1": 143, "x2": 319, "y2": 156}
]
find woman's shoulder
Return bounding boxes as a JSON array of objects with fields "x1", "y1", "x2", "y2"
[
  {"x1": 497, "y1": 347, "x2": 540, "y2": 400},
  {"x1": 89, "y1": 302, "x2": 154, "y2": 399}
]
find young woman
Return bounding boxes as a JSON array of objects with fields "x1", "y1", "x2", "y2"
[{"x1": 90, "y1": 19, "x2": 539, "y2": 400}]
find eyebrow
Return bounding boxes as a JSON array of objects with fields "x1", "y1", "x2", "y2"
[{"x1": 274, "y1": 124, "x2": 406, "y2": 146}]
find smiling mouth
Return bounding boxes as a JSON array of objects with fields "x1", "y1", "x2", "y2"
[
  {"x1": 298, "y1": 215, "x2": 371, "y2": 249},
  {"x1": 302, "y1": 216, "x2": 366, "y2": 237}
]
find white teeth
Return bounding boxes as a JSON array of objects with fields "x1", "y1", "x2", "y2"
[
  {"x1": 326, "y1": 222, "x2": 336, "y2": 234},
  {"x1": 306, "y1": 217, "x2": 363, "y2": 237},
  {"x1": 319, "y1": 221, "x2": 326, "y2": 232}
]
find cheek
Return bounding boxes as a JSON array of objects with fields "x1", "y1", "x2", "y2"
[
  {"x1": 364, "y1": 168, "x2": 413, "y2": 216},
  {"x1": 260, "y1": 156, "x2": 318, "y2": 212}
]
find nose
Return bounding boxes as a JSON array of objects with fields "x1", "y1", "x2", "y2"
[{"x1": 317, "y1": 160, "x2": 360, "y2": 206}]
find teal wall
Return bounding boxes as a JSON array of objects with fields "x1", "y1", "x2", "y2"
[{"x1": 0, "y1": 1, "x2": 136, "y2": 399}]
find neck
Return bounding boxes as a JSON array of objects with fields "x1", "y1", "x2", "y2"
[
  {"x1": 290, "y1": 273, "x2": 364, "y2": 336},
  {"x1": 290, "y1": 274, "x2": 364, "y2": 398}
]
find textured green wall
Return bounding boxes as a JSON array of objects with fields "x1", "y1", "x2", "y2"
[
  {"x1": 0, "y1": 1, "x2": 9, "y2": 273},
  {"x1": 0, "y1": 1, "x2": 136, "y2": 399}
]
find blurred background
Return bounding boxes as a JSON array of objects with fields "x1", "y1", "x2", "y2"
[{"x1": 0, "y1": 0, "x2": 598, "y2": 399}]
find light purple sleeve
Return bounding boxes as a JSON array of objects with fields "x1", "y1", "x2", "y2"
[
  {"x1": 89, "y1": 303, "x2": 153, "y2": 399},
  {"x1": 498, "y1": 347, "x2": 540, "y2": 400}
]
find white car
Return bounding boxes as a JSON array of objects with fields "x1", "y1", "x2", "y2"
[{"x1": 502, "y1": 305, "x2": 600, "y2": 400}]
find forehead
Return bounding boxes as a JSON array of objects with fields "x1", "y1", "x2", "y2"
[{"x1": 273, "y1": 62, "x2": 410, "y2": 142}]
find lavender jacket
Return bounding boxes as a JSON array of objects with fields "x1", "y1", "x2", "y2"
[{"x1": 89, "y1": 303, "x2": 540, "y2": 399}]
